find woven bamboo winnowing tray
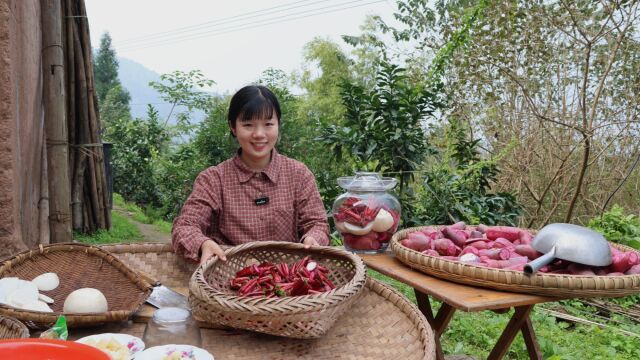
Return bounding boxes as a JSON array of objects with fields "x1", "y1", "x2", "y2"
[
  {"x1": 189, "y1": 241, "x2": 367, "y2": 339},
  {"x1": 0, "y1": 243, "x2": 152, "y2": 329},
  {"x1": 0, "y1": 315, "x2": 29, "y2": 339},
  {"x1": 98, "y1": 242, "x2": 436, "y2": 360},
  {"x1": 391, "y1": 226, "x2": 640, "y2": 298}
]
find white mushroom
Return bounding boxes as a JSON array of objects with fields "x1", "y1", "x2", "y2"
[
  {"x1": 38, "y1": 293, "x2": 55, "y2": 304},
  {"x1": 372, "y1": 209, "x2": 395, "y2": 232},
  {"x1": 31, "y1": 272, "x2": 60, "y2": 292},
  {"x1": 63, "y1": 288, "x2": 108, "y2": 314},
  {"x1": 0, "y1": 277, "x2": 21, "y2": 304},
  {"x1": 6, "y1": 281, "x2": 39, "y2": 308},
  {"x1": 23, "y1": 300, "x2": 53, "y2": 313}
]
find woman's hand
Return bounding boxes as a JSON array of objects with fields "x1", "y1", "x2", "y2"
[
  {"x1": 199, "y1": 239, "x2": 226, "y2": 265},
  {"x1": 301, "y1": 235, "x2": 320, "y2": 249}
]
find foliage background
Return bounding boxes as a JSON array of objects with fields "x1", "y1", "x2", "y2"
[{"x1": 93, "y1": 0, "x2": 640, "y2": 236}]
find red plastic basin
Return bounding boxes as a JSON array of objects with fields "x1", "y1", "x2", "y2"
[{"x1": 0, "y1": 338, "x2": 110, "y2": 360}]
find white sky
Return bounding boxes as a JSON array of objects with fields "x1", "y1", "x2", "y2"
[{"x1": 84, "y1": 0, "x2": 397, "y2": 94}]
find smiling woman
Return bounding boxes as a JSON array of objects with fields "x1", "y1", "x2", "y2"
[
  {"x1": 228, "y1": 86, "x2": 281, "y2": 170},
  {"x1": 172, "y1": 85, "x2": 330, "y2": 265}
]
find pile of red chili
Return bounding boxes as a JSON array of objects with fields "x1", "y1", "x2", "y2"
[{"x1": 229, "y1": 256, "x2": 336, "y2": 297}]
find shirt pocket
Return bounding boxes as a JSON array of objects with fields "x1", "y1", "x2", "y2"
[{"x1": 269, "y1": 207, "x2": 296, "y2": 242}]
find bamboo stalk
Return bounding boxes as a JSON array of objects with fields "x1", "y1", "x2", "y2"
[
  {"x1": 41, "y1": 0, "x2": 72, "y2": 243},
  {"x1": 78, "y1": 0, "x2": 109, "y2": 229},
  {"x1": 63, "y1": 0, "x2": 75, "y2": 176},
  {"x1": 71, "y1": 151, "x2": 87, "y2": 230},
  {"x1": 72, "y1": 21, "x2": 102, "y2": 230},
  {"x1": 64, "y1": 0, "x2": 84, "y2": 230},
  {"x1": 82, "y1": 44, "x2": 108, "y2": 229}
]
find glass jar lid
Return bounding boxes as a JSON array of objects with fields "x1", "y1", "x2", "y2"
[
  {"x1": 152, "y1": 307, "x2": 192, "y2": 323},
  {"x1": 337, "y1": 171, "x2": 397, "y2": 191}
]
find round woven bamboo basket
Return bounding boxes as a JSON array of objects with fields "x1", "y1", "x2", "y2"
[
  {"x1": 0, "y1": 315, "x2": 29, "y2": 339},
  {"x1": 0, "y1": 243, "x2": 152, "y2": 329},
  {"x1": 189, "y1": 241, "x2": 367, "y2": 339},
  {"x1": 391, "y1": 226, "x2": 640, "y2": 298},
  {"x1": 99, "y1": 242, "x2": 435, "y2": 360}
]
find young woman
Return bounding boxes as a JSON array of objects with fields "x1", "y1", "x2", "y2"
[{"x1": 172, "y1": 85, "x2": 329, "y2": 264}]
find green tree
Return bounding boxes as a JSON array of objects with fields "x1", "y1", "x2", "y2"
[
  {"x1": 319, "y1": 61, "x2": 444, "y2": 225},
  {"x1": 294, "y1": 38, "x2": 352, "y2": 125},
  {"x1": 379, "y1": 0, "x2": 640, "y2": 225},
  {"x1": 94, "y1": 32, "x2": 122, "y2": 104},
  {"x1": 144, "y1": 70, "x2": 219, "y2": 218},
  {"x1": 104, "y1": 105, "x2": 169, "y2": 206},
  {"x1": 192, "y1": 96, "x2": 235, "y2": 168},
  {"x1": 100, "y1": 84, "x2": 131, "y2": 124},
  {"x1": 149, "y1": 69, "x2": 215, "y2": 133},
  {"x1": 419, "y1": 119, "x2": 522, "y2": 226}
]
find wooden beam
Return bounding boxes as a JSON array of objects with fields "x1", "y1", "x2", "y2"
[{"x1": 41, "y1": 0, "x2": 72, "y2": 243}]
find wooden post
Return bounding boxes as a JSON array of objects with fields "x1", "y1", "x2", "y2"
[{"x1": 41, "y1": 0, "x2": 72, "y2": 243}]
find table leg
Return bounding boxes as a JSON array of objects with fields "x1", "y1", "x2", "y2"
[
  {"x1": 487, "y1": 305, "x2": 533, "y2": 360},
  {"x1": 522, "y1": 316, "x2": 542, "y2": 360},
  {"x1": 415, "y1": 289, "x2": 456, "y2": 360}
]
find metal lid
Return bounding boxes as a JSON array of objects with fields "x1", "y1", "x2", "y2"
[{"x1": 337, "y1": 171, "x2": 397, "y2": 191}]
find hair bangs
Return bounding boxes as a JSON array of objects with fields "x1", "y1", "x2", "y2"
[{"x1": 238, "y1": 97, "x2": 276, "y2": 122}]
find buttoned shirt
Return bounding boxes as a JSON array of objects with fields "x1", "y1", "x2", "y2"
[{"x1": 172, "y1": 150, "x2": 330, "y2": 261}]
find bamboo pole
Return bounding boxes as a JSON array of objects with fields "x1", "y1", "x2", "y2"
[
  {"x1": 41, "y1": 0, "x2": 72, "y2": 243},
  {"x1": 78, "y1": 0, "x2": 110, "y2": 229},
  {"x1": 63, "y1": 0, "x2": 84, "y2": 231},
  {"x1": 71, "y1": 22, "x2": 102, "y2": 230},
  {"x1": 63, "y1": 0, "x2": 75, "y2": 176},
  {"x1": 60, "y1": 0, "x2": 112, "y2": 232}
]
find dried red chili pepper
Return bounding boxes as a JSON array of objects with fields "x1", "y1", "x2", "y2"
[{"x1": 230, "y1": 257, "x2": 336, "y2": 297}]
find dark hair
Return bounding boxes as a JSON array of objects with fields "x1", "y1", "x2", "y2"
[{"x1": 227, "y1": 85, "x2": 281, "y2": 134}]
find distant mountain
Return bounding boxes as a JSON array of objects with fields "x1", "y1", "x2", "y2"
[{"x1": 117, "y1": 57, "x2": 207, "y2": 123}]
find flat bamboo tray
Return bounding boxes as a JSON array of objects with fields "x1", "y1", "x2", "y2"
[
  {"x1": 100, "y1": 243, "x2": 435, "y2": 360},
  {"x1": 391, "y1": 226, "x2": 640, "y2": 298},
  {"x1": 0, "y1": 243, "x2": 152, "y2": 328},
  {"x1": 0, "y1": 315, "x2": 29, "y2": 339}
]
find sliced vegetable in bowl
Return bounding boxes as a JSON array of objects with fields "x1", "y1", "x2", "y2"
[
  {"x1": 135, "y1": 344, "x2": 213, "y2": 360},
  {"x1": 76, "y1": 333, "x2": 144, "y2": 360}
]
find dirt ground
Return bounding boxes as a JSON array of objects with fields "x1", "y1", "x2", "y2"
[{"x1": 114, "y1": 206, "x2": 171, "y2": 243}]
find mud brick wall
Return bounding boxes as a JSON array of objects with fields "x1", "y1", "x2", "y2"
[{"x1": 0, "y1": 0, "x2": 47, "y2": 260}]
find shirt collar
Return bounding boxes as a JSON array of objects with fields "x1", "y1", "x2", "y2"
[{"x1": 233, "y1": 149, "x2": 280, "y2": 184}]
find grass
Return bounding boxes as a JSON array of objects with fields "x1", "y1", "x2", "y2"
[
  {"x1": 73, "y1": 211, "x2": 143, "y2": 244},
  {"x1": 368, "y1": 269, "x2": 639, "y2": 359},
  {"x1": 113, "y1": 193, "x2": 172, "y2": 234}
]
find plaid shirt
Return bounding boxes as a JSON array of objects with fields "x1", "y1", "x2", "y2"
[{"x1": 172, "y1": 150, "x2": 330, "y2": 261}]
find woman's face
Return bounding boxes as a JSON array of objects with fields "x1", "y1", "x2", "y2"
[{"x1": 232, "y1": 113, "x2": 279, "y2": 170}]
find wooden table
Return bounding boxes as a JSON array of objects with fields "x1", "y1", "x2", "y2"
[{"x1": 359, "y1": 252, "x2": 560, "y2": 360}]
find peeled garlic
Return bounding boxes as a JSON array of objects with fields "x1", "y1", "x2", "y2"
[
  {"x1": 64, "y1": 288, "x2": 108, "y2": 314},
  {"x1": 31, "y1": 272, "x2": 59, "y2": 292},
  {"x1": 372, "y1": 209, "x2": 395, "y2": 232}
]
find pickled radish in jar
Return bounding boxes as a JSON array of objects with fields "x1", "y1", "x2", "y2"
[{"x1": 332, "y1": 172, "x2": 401, "y2": 253}]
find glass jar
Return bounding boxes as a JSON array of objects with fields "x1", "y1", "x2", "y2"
[
  {"x1": 332, "y1": 172, "x2": 401, "y2": 253},
  {"x1": 142, "y1": 307, "x2": 202, "y2": 348}
]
